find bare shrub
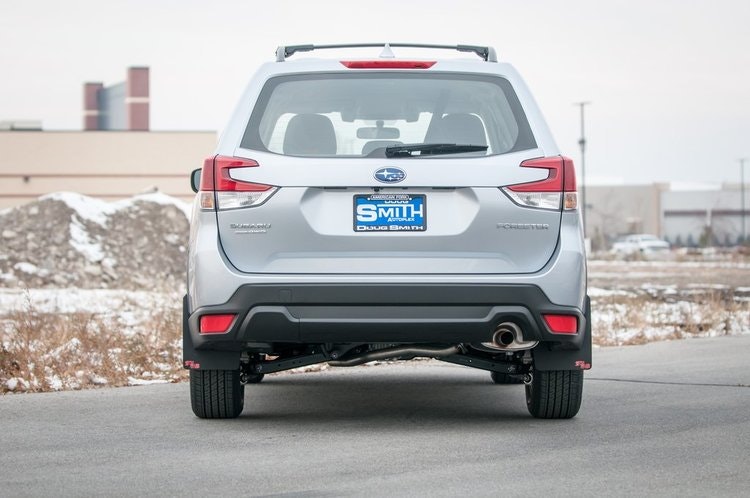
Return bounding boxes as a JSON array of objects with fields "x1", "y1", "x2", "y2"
[
  {"x1": 591, "y1": 288, "x2": 750, "y2": 348},
  {"x1": 1, "y1": 297, "x2": 186, "y2": 393}
]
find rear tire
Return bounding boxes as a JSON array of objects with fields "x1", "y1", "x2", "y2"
[
  {"x1": 190, "y1": 369, "x2": 244, "y2": 419},
  {"x1": 490, "y1": 371, "x2": 523, "y2": 384},
  {"x1": 525, "y1": 369, "x2": 583, "y2": 419}
]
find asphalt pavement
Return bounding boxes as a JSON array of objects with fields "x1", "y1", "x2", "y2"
[{"x1": 1, "y1": 335, "x2": 749, "y2": 497}]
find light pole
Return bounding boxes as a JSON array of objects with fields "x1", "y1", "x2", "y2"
[
  {"x1": 741, "y1": 158, "x2": 747, "y2": 244},
  {"x1": 574, "y1": 101, "x2": 591, "y2": 236}
]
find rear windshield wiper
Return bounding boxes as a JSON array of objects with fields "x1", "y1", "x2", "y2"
[{"x1": 383, "y1": 143, "x2": 488, "y2": 158}]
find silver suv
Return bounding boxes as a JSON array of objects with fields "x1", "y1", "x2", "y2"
[{"x1": 185, "y1": 43, "x2": 591, "y2": 419}]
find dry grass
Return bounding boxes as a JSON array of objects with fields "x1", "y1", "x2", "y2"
[
  {"x1": 4, "y1": 256, "x2": 750, "y2": 393},
  {"x1": 591, "y1": 290, "x2": 749, "y2": 347},
  {"x1": 1, "y1": 295, "x2": 187, "y2": 393}
]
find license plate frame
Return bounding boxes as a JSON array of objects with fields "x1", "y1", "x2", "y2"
[{"x1": 353, "y1": 193, "x2": 426, "y2": 232}]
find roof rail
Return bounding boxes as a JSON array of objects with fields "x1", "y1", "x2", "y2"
[{"x1": 275, "y1": 43, "x2": 498, "y2": 63}]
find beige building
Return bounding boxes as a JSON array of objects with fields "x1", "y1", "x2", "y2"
[
  {"x1": 585, "y1": 183, "x2": 747, "y2": 249},
  {"x1": 585, "y1": 184, "x2": 666, "y2": 250},
  {"x1": 0, "y1": 131, "x2": 217, "y2": 208}
]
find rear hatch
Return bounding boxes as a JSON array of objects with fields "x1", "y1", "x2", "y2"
[{"x1": 211, "y1": 69, "x2": 568, "y2": 275}]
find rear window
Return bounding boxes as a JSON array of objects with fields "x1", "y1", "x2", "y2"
[{"x1": 240, "y1": 73, "x2": 536, "y2": 158}]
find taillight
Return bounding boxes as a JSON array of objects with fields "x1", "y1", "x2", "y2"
[
  {"x1": 199, "y1": 155, "x2": 278, "y2": 211},
  {"x1": 502, "y1": 156, "x2": 577, "y2": 210},
  {"x1": 340, "y1": 61, "x2": 436, "y2": 69},
  {"x1": 542, "y1": 314, "x2": 579, "y2": 334},
  {"x1": 199, "y1": 314, "x2": 236, "y2": 334}
]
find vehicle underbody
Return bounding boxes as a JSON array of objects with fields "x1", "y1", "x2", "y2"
[{"x1": 183, "y1": 294, "x2": 592, "y2": 384}]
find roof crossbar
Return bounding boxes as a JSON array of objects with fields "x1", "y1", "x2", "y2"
[{"x1": 275, "y1": 43, "x2": 498, "y2": 63}]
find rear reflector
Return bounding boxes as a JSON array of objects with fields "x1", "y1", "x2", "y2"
[
  {"x1": 199, "y1": 314, "x2": 236, "y2": 334},
  {"x1": 542, "y1": 314, "x2": 579, "y2": 334},
  {"x1": 340, "y1": 60, "x2": 436, "y2": 69}
]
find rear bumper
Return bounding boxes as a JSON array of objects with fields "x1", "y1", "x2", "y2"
[{"x1": 186, "y1": 283, "x2": 587, "y2": 349}]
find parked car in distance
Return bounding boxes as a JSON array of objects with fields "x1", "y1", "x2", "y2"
[{"x1": 611, "y1": 234, "x2": 671, "y2": 256}]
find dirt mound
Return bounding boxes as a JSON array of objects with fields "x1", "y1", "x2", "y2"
[{"x1": 0, "y1": 192, "x2": 191, "y2": 291}]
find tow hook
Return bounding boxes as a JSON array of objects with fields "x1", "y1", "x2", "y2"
[{"x1": 523, "y1": 373, "x2": 533, "y2": 386}]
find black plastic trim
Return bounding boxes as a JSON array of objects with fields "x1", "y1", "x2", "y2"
[
  {"x1": 532, "y1": 295, "x2": 592, "y2": 371},
  {"x1": 186, "y1": 284, "x2": 586, "y2": 349},
  {"x1": 276, "y1": 43, "x2": 497, "y2": 62}
]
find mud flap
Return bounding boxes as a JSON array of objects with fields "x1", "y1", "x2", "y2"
[
  {"x1": 532, "y1": 295, "x2": 592, "y2": 371},
  {"x1": 182, "y1": 295, "x2": 241, "y2": 371}
]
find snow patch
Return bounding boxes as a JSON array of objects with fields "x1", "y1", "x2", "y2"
[
  {"x1": 588, "y1": 287, "x2": 635, "y2": 297},
  {"x1": 42, "y1": 191, "x2": 191, "y2": 226},
  {"x1": 13, "y1": 262, "x2": 38, "y2": 274},
  {"x1": 128, "y1": 377, "x2": 170, "y2": 386},
  {"x1": 5, "y1": 377, "x2": 30, "y2": 391},
  {"x1": 0, "y1": 288, "x2": 178, "y2": 333},
  {"x1": 89, "y1": 374, "x2": 108, "y2": 386},
  {"x1": 43, "y1": 192, "x2": 114, "y2": 226},
  {"x1": 49, "y1": 338, "x2": 82, "y2": 358},
  {"x1": 47, "y1": 375, "x2": 63, "y2": 391},
  {"x1": 69, "y1": 218, "x2": 104, "y2": 262}
]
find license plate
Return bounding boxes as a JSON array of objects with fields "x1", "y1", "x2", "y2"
[{"x1": 353, "y1": 194, "x2": 426, "y2": 232}]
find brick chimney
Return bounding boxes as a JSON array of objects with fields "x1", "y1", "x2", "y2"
[
  {"x1": 126, "y1": 67, "x2": 149, "y2": 131},
  {"x1": 83, "y1": 82, "x2": 103, "y2": 130}
]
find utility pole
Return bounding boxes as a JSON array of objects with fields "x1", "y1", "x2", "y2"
[
  {"x1": 574, "y1": 102, "x2": 591, "y2": 236},
  {"x1": 741, "y1": 158, "x2": 747, "y2": 245}
]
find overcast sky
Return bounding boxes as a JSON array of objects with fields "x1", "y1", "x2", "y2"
[{"x1": 1, "y1": 0, "x2": 749, "y2": 185}]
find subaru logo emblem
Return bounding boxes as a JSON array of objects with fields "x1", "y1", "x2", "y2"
[{"x1": 374, "y1": 167, "x2": 406, "y2": 184}]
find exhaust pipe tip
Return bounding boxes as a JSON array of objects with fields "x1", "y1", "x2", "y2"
[
  {"x1": 494, "y1": 329, "x2": 516, "y2": 346},
  {"x1": 493, "y1": 322, "x2": 522, "y2": 347},
  {"x1": 481, "y1": 322, "x2": 538, "y2": 351}
]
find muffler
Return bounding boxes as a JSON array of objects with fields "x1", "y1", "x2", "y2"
[
  {"x1": 328, "y1": 345, "x2": 460, "y2": 367},
  {"x1": 482, "y1": 322, "x2": 538, "y2": 351}
]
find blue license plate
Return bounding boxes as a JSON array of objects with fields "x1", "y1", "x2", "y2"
[{"x1": 353, "y1": 194, "x2": 426, "y2": 232}]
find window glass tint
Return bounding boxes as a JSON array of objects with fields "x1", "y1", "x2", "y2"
[{"x1": 241, "y1": 73, "x2": 536, "y2": 157}]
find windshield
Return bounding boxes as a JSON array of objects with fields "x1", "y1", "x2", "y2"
[{"x1": 240, "y1": 73, "x2": 536, "y2": 158}]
